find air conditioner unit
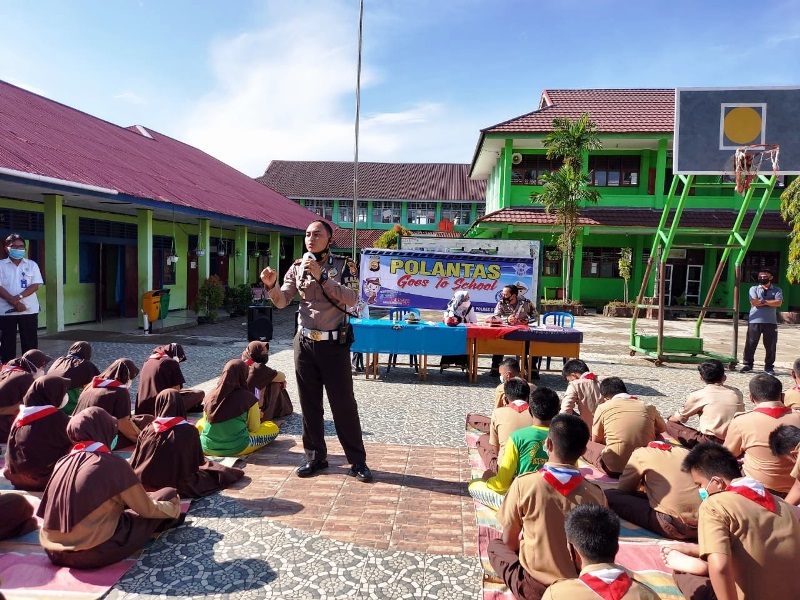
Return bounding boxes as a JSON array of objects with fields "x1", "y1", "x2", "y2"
[{"x1": 511, "y1": 153, "x2": 523, "y2": 165}]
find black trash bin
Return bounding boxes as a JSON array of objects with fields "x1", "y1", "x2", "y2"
[{"x1": 247, "y1": 305, "x2": 273, "y2": 342}]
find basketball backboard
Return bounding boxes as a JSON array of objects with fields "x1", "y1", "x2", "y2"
[{"x1": 674, "y1": 87, "x2": 800, "y2": 175}]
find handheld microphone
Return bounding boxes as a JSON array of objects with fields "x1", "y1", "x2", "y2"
[{"x1": 302, "y1": 252, "x2": 316, "y2": 279}]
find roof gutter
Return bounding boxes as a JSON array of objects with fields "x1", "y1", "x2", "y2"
[{"x1": 0, "y1": 166, "x2": 119, "y2": 195}]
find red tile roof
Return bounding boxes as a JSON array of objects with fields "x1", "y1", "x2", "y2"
[
  {"x1": 258, "y1": 161, "x2": 486, "y2": 201},
  {"x1": 331, "y1": 228, "x2": 463, "y2": 251},
  {"x1": 0, "y1": 80, "x2": 318, "y2": 231},
  {"x1": 473, "y1": 206, "x2": 789, "y2": 231},
  {"x1": 484, "y1": 89, "x2": 675, "y2": 134}
]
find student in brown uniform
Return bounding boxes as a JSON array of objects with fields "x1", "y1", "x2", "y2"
[
  {"x1": 605, "y1": 441, "x2": 700, "y2": 540},
  {"x1": 583, "y1": 377, "x2": 667, "y2": 478},
  {"x1": 768, "y1": 424, "x2": 800, "y2": 506},
  {"x1": 241, "y1": 341, "x2": 292, "y2": 421},
  {"x1": 560, "y1": 359, "x2": 603, "y2": 430},
  {"x1": 73, "y1": 358, "x2": 147, "y2": 448},
  {"x1": 466, "y1": 358, "x2": 525, "y2": 434},
  {"x1": 662, "y1": 443, "x2": 800, "y2": 600},
  {"x1": 260, "y1": 220, "x2": 371, "y2": 482},
  {"x1": 782, "y1": 357, "x2": 800, "y2": 409},
  {"x1": 0, "y1": 349, "x2": 51, "y2": 442},
  {"x1": 130, "y1": 389, "x2": 244, "y2": 497},
  {"x1": 0, "y1": 493, "x2": 37, "y2": 540},
  {"x1": 542, "y1": 504, "x2": 661, "y2": 600},
  {"x1": 666, "y1": 359, "x2": 744, "y2": 447},
  {"x1": 723, "y1": 373, "x2": 800, "y2": 496},
  {"x1": 476, "y1": 378, "x2": 534, "y2": 475},
  {"x1": 135, "y1": 343, "x2": 205, "y2": 415},
  {"x1": 488, "y1": 413, "x2": 608, "y2": 600},
  {"x1": 37, "y1": 407, "x2": 182, "y2": 569},
  {"x1": 48, "y1": 341, "x2": 100, "y2": 414},
  {"x1": 3, "y1": 375, "x2": 72, "y2": 490}
]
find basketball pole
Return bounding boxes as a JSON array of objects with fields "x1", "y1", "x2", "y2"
[{"x1": 351, "y1": 0, "x2": 364, "y2": 262}]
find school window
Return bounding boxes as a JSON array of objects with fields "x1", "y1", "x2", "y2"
[
  {"x1": 304, "y1": 199, "x2": 334, "y2": 221},
  {"x1": 79, "y1": 242, "x2": 99, "y2": 283},
  {"x1": 475, "y1": 203, "x2": 486, "y2": 218},
  {"x1": 153, "y1": 235, "x2": 177, "y2": 286},
  {"x1": 406, "y1": 202, "x2": 437, "y2": 225},
  {"x1": 581, "y1": 248, "x2": 620, "y2": 278},
  {"x1": 372, "y1": 201, "x2": 401, "y2": 224},
  {"x1": 543, "y1": 247, "x2": 561, "y2": 276},
  {"x1": 588, "y1": 155, "x2": 641, "y2": 187},
  {"x1": 511, "y1": 155, "x2": 563, "y2": 186},
  {"x1": 338, "y1": 200, "x2": 368, "y2": 223},
  {"x1": 742, "y1": 251, "x2": 780, "y2": 284},
  {"x1": 440, "y1": 203, "x2": 471, "y2": 225}
]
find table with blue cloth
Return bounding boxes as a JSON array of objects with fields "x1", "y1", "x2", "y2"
[{"x1": 351, "y1": 319, "x2": 468, "y2": 380}]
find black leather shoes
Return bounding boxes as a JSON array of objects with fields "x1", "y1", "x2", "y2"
[
  {"x1": 296, "y1": 460, "x2": 329, "y2": 478},
  {"x1": 347, "y1": 463, "x2": 373, "y2": 483}
]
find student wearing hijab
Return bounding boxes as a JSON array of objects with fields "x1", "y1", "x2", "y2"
[
  {"x1": 37, "y1": 407, "x2": 182, "y2": 569},
  {"x1": 440, "y1": 291, "x2": 477, "y2": 371},
  {"x1": 0, "y1": 349, "x2": 51, "y2": 442},
  {"x1": 130, "y1": 389, "x2": 244, "y2": 497},
  {"x1": 136, "y1": 343, "x2": 204, "y2": 415},
  {"x1": 48, "y1": 341, "x2": 100, "y2": 415},
  {"x1": 0, "y1": 493, "x2": 38, "y2": 541},
  {"x1": 3, "y1": 375, "x2": 72, "y2": 491},
  {"x1": 241, "y1": 341, "x2": 292, "y2": 421},
  {"x1": 197, "y1": 359, "x2": 279, "y2": 456},
  {"x1": 73, "y1": 358, "x2": 149, "y2": 448}
]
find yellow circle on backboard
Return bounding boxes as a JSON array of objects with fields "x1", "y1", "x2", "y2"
[{"x1": 723, "y1": 107, "x2": 762, "y2": 144}]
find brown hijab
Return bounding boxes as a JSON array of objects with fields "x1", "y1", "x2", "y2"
[
  {"x1": 100, "y1": 358, "x2": 140, "y2": 383},
  {"x1": 0, "y1": 354, "x2": 39, "y2": 442},
  {"x1": 242, "y1": 341, "x2": 279, "y2": 392},
  {"x1": 136, "y1": 344, "x2": 186, "y2": 415},
  {"x1": 48, "y1": 341, "x2": 100, "y2": 388},
  {"x1": 73, "y1": 358, "x2": 139, "y2": 421},
  {"x1": 38, "y1": 407, "x2": 139, "y2": 532},
  {"x1": 204, "y1": 360, "x2": 257, "y2": 423}
]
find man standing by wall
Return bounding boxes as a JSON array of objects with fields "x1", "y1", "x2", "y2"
[
  {"x1": 0, "y1": 234, "x2": 43, "y2": 363},
  {"x1": 740, "y1": 268, "x2": 782, "y2": 375}
]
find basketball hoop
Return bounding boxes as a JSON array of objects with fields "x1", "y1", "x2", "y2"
[{"x1": 732, "y1": 144, "x2": 780, "y2": 194}]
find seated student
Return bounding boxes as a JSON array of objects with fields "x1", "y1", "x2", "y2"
[
  {"x1": 0, "y1": 493, "x2": 38, "y2": 541},
  {"x1": 73, "y1": 358, "x2": 148, "y2": 448},
  {"x1": 782, "y1": 357, "x2": 800, "y2": 409},
  {"x1": 476, "y1": 378, "x2": 534, "y2": 475},
  {"x1": 583, "y1": 377, "x2": 667, "y2": 478},
  {"x1": 48, "y1": 341, "x2": 100, "y2": 414},
  {"x1": 130, "y1": 389, "x2": 244, "y2": 498},
  {"x1": 560, "y1": 359, "x2": 603, "y2": 430},
  {"x1": 3, "y1": 375, "x2": 72, "y2": 491},
  {"x1": 605, "y1": 441, "x2": 700, "y2": 540},
  {"x1": 197, "y1": 359, "x2": 279, "y2": 456},
  {"x1": 723, "y1": 373, "x2": 800, "y2": 496},
  {"x1": 488, "y1": 414, "x2": 607, "y2": 600},
  {"x1": 439, "y1": 291, "x2": 477, "y2": 370},
  {"x1": 37, "y1": 407, "x2": 182, "y2": 569},
  {"x1": 666, "y1": 359, "x2": 744, "y2": 447},
  {"x1": 542, "y1": 504, "x2": 661, "y2": 600},
  {"x1": 136, "y1": 343, "x2": 205, "y2": 415},
  {"x1": 769, "y1": 425, "x2": 800, "y2": 506},
  {"x1": 241, "y1": 341, "x2": 292, "y2": 421},
  {"x1": 661, "y1": 443, "x2": 800, "y2": 600},
  {"x1": 0, "y1": 349, "x2": 51, "y2": 443},
  {"x1": 466, "y1": 358, "x2": 527, "y2": 433},
  {"x1": 469, "y1": 387, "x2": 560, "y2": 509}
]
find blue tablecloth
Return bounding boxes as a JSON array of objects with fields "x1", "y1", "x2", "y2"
[{"x1": 351, "y1": 319, "x2": 467, "y2": 355}]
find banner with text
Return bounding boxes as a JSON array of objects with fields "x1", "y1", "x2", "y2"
[{"x1": 359, "y1": 248, "x2": 539, "y2": 313}]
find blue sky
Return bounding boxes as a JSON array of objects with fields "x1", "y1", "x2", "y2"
[{"x1": 1, "y1": 0, "x2": 798, "y2": 177}]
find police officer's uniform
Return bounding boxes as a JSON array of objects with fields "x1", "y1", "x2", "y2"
[{"x1": 266, "y1": 252, "x2": 367, "y2": 467}]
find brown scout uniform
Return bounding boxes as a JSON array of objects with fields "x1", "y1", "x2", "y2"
[
  {"x1": 792, "y1": 442, "x2": 800, "y2": 480},
  {"x1": 267, "y1": 252, "x2": 366, "y2": 465},
  {"x1": 723, "y1": 405, "x2": 800, "y2": 493},
  {"x1": 666, "y1": 383, "x2": 744, "y2": 445},
  {"x1": 489, "y1": 404, "x2": 535, "y2": 463},
  {"x1": 561, "y1": 374, "x2": 603, "y2": 430},
  {"x1": 542, "y1": 563, "x2": 662, "y2": 600},
  {"x1": 783, "y1": 385, "x2": 800, "y2": 409}
]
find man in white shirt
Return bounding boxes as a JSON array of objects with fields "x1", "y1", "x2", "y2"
[{"x1": 0, "y1": 234, "x2": 43, "y2": 362}]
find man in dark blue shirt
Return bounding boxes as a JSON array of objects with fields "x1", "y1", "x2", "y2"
[{"x1": 740, "y1": 268, "x2": 782, "y2": 376}]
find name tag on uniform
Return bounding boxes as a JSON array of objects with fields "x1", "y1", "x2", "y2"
[{"x1": 20, "y1": 279, "x2": 27, "y2": 289}]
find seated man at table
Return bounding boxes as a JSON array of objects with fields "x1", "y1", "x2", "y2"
[
  {"x1": 476, "y1": 378, "x2": 533, "y2": 475},
  {"x1": 560, "y1": 359, "x2": 603, "y2": 431},
  {"x1": 488, "y1": 284, "x2": 538, "y2": 379}
]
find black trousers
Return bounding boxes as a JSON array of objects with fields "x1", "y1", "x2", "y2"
[
  {"x1": 742, "y1": 322, "x2": 777, "y2": 370},
  {"x1": 0, "y1": 313, "x2": 39, "y2": 363},
  {"x1": 294, "y1": 333, "x2": 367, "y2": 465}
]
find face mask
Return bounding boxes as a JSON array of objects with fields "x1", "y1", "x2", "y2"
[
  {"x1": 698, "y1": 487, "x2": 709, "y2": 501},
  {"x1": 110, "y1": 435, "x2": 119, "y2": 450},
  {"x1": 758, "y1": 277, "x2": 770, "y2": 285},
  {"x1": 501, "y1": 297, "x2": 511, "y2": 305},
  {"x1": 33, "y1": 368, "x2": 45, "y2": 380},
  {"x1": 7, "y1": 248, "x2": 25, "y2": 260},
  {"x1": 458, "y1": 302, "x2": 470, "y2": 311},
  {"x1": 58, "y1": 393, "x2": 69, "y2": 410}
]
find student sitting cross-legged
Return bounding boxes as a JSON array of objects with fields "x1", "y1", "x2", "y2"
[
  {"x1": 768, "y1": 424, "x2": 800, "y2": 506},
  {"x1": 661, "y1": 443, "x2": 800, "y2": 600},
  {"x1": 583, "y1": 377, "x2": 667, "y2": 478},
  {"x1": 542, "y1": 504, "x2": 661, "y2": 600},
  {"x1": 666, "y1": 359, "x2": 744, "y2": 448},
  {"x1": 475, "y1": 378, "x2": 534, "y2": 475},
  {"x1": 605, "y1": 441, "x2": 701, "y2": 540},
  {"x1": 466, "y1": 358, "x2": 527, "y2": 434},
  {"x1": 487, "y1": 413, "x2": 607, "y2": 600},
  {"x1": 468, "y1": 387, "x2": 560, "y2": 509},
  {"x1": 560, "y1": 359, "x2": 603, "y2": 431}
]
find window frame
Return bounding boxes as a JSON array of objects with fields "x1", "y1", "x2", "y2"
[
  {"x1": 372, "y1": 201, "x2": 402, "y2": 224},
  {"x1": 304, "y1": 199, "x2": 334, "y2": 221},
  {"x1": 588, "y1": 155, "x2": 641, "y2": 188}
]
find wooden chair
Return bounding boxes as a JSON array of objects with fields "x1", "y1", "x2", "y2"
[
  {"x1": 537, "y1": 311, "x2": 575, "y2": 371},
  {"x1": 387, "y1": 308, "x2": 421, "y2": 373}
]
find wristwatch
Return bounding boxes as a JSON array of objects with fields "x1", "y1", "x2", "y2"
[
  {"x1": 318, "y1": 272, "x2": 329, "y2": 284},
  {"x1": 17, "y1": 294, "x2": 24, "y2": 300}
]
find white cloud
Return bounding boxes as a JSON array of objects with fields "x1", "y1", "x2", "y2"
[{"x1": 114, "y1": 91, "x2": 146, "y2": 106}]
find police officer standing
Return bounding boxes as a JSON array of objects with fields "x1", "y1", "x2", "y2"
[{"x1": 260, "y1": 220, "x2": 372, "y2": 482}]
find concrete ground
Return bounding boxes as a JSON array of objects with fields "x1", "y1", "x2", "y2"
[{"x1": 28, "y1": 308, "x2": 800, "y2": 599}]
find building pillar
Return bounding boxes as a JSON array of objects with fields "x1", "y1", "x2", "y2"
[
  {"x1": 43, "y1": 194, "x2": 64, "y2": 333},
  {"x1": 654, "y1": 138, "x2": 668, "y2": 206},
  {"x1": 137, "y1": 209, "x2": 154, "y2": 328},
  {"x1": 633, "y1": 235, "x2": 645, "y2": 299},
  {"x1": 197, "y1": 218, "x2": 211, "y2": 282},
  {"x1": 234, "y1": 225, "x2": 248, "y2": 285},
  {"x1": 269, "y1": 231, "x2": 281, "y2": 276},
  {"x1": 293, "y1": 235, "x2": 304, "y2": 260},
  {"x1": 501, "y1": 139, "x2": 513, "y2": 209},
  {"x1": 570, "y1": 228, "x2": 585, "y2": 302}
]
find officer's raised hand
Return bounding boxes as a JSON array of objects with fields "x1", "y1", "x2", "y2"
[{"x1": 260, "y1": 267, "x2": 277, "y2": 289}]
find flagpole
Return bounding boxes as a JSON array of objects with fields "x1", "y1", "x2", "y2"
[{"x1": 352, "y1": 0, "x2": 364, "y2": 261}]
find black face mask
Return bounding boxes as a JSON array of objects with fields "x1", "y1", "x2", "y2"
[
  {"x1": 310, "y1": 248, "x2": 329, "y2": 262},
  {"x1": 501, "y1": 297, "x2": 512, "y2": 305},
  {"x1": 758, "y1": 277, "x2": 771, "y2": 285}
]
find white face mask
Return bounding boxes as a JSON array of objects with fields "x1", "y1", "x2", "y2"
[
  {"x1": 33, "y1": 368, "x2": 45, "y2": 380},
  {"x1": 58, "y1": 393, "x2": 69, "y2": 409}
]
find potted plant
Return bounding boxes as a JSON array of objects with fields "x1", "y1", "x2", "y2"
[
  {"x1": 539, "y1": 298, "x2": 587, "y2": 316},
  {"x1": 603, "y1": 300, "x2": 635, "y2": 317},
  {"x1": 194, "y1": 275, "x2": 224, "y2": 324},
  {"x1": 227, "y1": 283, "x2": 253, "y2": 318}
]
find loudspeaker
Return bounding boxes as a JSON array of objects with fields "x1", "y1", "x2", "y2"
[{"x1": 247, "y1": 305, "x2": 273, "y2": 342}]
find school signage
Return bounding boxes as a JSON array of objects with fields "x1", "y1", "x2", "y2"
[{"x1": 359, "y1": 248, "x2": 539, "y2": 313}]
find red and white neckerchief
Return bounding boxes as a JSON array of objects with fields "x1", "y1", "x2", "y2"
[
  {"x1": 91, "y1": 377, "x2": 128, "y2": 389},
  {"x1": 540, "y1": 465, "x2": 583, "y2": 496},
  {"x1": 611, "y1": 393, "x2": 638, "y2": 400},
  {"x1": 152, "y1": 416, "x2": 189, "y2": 433},
  {"x1": 648, "y1": 441, "x2": 673, "y2": 451},
  {"x1": 12, "y1": 405, "x2": 58, "y2": 428},
  {"x1": 580, "y1": 372, "x2": 597, "y2": 380},
  {"x1": 508, "y1": 400, "x2": 529, "y2": 413},
  {"x1": 726, "y1": 476, "x2": 776, "y2": 513},
  {"x1": 70, "y1": 441, "x2": 111, "y2": 454},
  {"x1": 753, "y1": 406, "x2": 792, "y2": 418},
  {"x1": 243, "y1": 358, "x2": 255, "y2": 367},
  {"x1": 579, "y1": 567, "x2": 633, "y2": 600},
  {"x1": 1, "y1": 365, "x2": 24, "y2": 375},
  {"x1": 148, "y1": 351, "x2": 167, "y2": 361}
]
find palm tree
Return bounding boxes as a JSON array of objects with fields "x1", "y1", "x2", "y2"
[{"x1": 542, "y1": 113, "x2": 601, "y2": 170}]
